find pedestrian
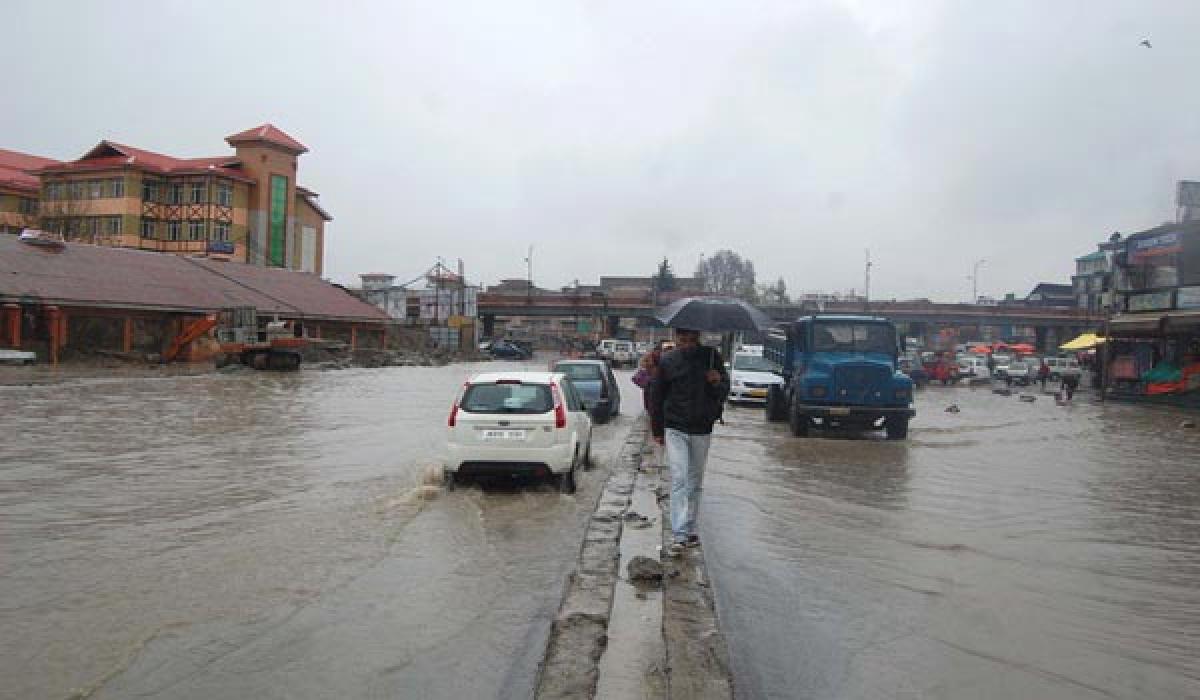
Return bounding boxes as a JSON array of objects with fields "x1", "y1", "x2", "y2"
[
  {"x1": 1061, "y1": 373, "x2": 1079, "y2": 401},
  {"x1": 1038, "y1": 360, "x2": 1050, "y2": 391},
  {"x1": 650, "y1": 328, "x2": 729, "y2": 555},
  {"x1": 632, "y1": 344, "x2": 663, "y2": 464}
]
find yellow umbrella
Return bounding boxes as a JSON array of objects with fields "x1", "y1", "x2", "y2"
[{"x1": 1059, "y1": 332, "x2": 1105, "y2": 350}]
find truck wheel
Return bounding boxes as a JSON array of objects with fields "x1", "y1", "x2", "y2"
[
  {"x1": 788, "y1": 402, "x2": 810, "y2": 437},
  {"x1": 765, "y1": 386, "x2": 787, "y2": 422},
  {"x1": 885, "y1": 417, "x2": 909, "y2": 440}
]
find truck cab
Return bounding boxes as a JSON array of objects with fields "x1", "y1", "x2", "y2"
[{"x1": 764, "y1": 315, "x2": 915, "y2": 439}]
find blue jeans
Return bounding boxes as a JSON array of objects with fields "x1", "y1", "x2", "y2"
[{"x1": 665, "y1": 428, "x2": 712, "y2": 543}]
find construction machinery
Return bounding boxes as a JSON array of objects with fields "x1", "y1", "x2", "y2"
[{"x1": 214, "y1": 306, "x2": 305, "y2": 371}]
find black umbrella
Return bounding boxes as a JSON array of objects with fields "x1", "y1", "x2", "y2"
[{"x1": 653, "y1": 296, "x2": 774, "y2": 332}]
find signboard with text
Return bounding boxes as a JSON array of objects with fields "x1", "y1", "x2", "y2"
[
  {"x1": 1176, "y1": 286, "x2": 1200, "y2": 309},
  {"x1": 1128, "y1": 290, "x2": 1174, "y2": 312},
  {"x1": 1129, "y1": 231, "x2": 1183, "y2": 261}
]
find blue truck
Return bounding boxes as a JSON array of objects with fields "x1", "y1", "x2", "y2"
[{"x1": 764, "y1": 315, "x2": 915, "y2": 439}]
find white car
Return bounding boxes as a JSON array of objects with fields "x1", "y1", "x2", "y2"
[
  {"x1": 611, "y1": 340, "x2": 635, "y2": 368},
  {"x1": 444, "y1": 371, "x2": 592, "y2": 493},
  {"x1": 957, "y1": 356, "x2": 991, "y2": 381},
  {"x1": 1044, "y1": 356, "x2": 1082, "y2": 380},
  {"x1": 728, "y1": 351, "x2": 784, "y2": 403}
]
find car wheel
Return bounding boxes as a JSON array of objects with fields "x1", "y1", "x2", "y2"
[
  {"x1": 582, "y1": 442, "x2": 594, "y2": 470},
  {"x1": 558, "y1": 460, "x2": 577, "y2": 494},
  {"x1": 443, "y1": 469, "x2": 457, "y2": 491},
  {"x1": 788, "y1": 400, "x2": 810, "y2": 437},
  {"x1": 885, "y1": 417, "x2": 909, "y2": 440}
]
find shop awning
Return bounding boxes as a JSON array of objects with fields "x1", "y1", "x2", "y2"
[
  {"x1": 1059, "y1": 332, "x2": 1105, "y2": 350},
  {"x1": 1107, "y1": 314, "x2": 1164, "y2": 336}
]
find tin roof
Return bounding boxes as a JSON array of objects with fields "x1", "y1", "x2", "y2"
[
  {"x1": 0, "y1": 235, "x2": 389, "y2": 323},
  {"x1": 37, "y1": 141, "x2": 256, "y2": 183}
]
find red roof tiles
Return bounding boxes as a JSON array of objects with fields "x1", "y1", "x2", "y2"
[
  {"x1": 0, "y1": 235, "x2": 388, "y2": 323},
  {"x1": 38, "y1": 142, "x2": 255, "y2": 183},
  {"x1": 225, "y1": 124, "x2": 308, "y2": 154},
  {"x1": 0, "y1": 148, "x2": 59, "y2": 193}
]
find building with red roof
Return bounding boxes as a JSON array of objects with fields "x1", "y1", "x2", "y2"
[
  {"x1": 11, "y1": 124, "x2": 331, "y2": 276},
  {"x1": 0, "y1": 148, "x2": 59, "y2": 234}
]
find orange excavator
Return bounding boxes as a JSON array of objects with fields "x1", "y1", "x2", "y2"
[
  {"x1": 163, "y1": 315, "x2": 218, "y2": 363},
  {"x1": 214, "y1": 306, "x2": 305, "y2": 371}
]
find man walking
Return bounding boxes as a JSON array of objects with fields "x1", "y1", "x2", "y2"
[{"x1": 650, "y1": 328, "x2": 729, "y2": 555}]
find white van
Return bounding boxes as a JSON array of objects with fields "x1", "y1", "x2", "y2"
[
  {"x1": 1043, "y1": 356, "x2": 1082, "y2": 379},
  {"x1": 957, "y1": 356, "x2": 990, "y2": 381}
]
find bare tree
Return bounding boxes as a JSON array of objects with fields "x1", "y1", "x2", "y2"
[
  {"x1": 758, "y1": 276, "x2": 790, "y2": 305},
  {"x1": 695, "y1": 249, "x2": 757, "y2": 301},
  {"x1": 38, "y1": 179, "x2": 95, "y2": 242}
]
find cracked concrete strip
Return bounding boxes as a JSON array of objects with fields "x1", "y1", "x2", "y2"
[{"x1": 535, "y1": 420, "x2": 647, "y2": 699}]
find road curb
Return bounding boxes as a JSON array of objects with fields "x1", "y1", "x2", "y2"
[
  {"x1": 535, "y1": 417, "x2": 733, "y2": 699},
  {"x1": 535, "y1": 419, "x2": 646, "y2": 699}
]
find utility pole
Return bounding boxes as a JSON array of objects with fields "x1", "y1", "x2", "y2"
[
  {"x1": 525, "y1": 244, "x2": 534, "y2": 303},
  {"x1": 864, "y1": 249, "x2": 872, "y2": 312},
  {"x1": 969, "y1": 258, "x2": 986, "y2": 304}
]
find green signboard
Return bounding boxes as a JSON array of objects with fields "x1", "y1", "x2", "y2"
[{"x1": 269, "y1": 175, "x2": 287, "y2": 267}]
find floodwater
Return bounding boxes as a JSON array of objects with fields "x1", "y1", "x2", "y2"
[
  {"x1": 703, "y1": 386, "x2": 1200, "y2": 699},
  {"x1": 0, "y1": 361, "x2": 638, "y2": 700}
]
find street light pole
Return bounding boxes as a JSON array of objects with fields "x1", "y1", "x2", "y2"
[{"x1": 969, "y1": 258, "x2": 986, "y2": 303}]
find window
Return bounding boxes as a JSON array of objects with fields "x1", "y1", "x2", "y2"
[
  {"x1": 19, "y1": 198, "x2": 38, "y2": 215},
  {"x1": 216, "y1": 183, "x2": 233, "y2": 207},
  {"x1": 167, "y1": 221, "x2": 181, "y2": 241},
  {"x1": 142, "y1": 180, "x2": 159, "y2": 202},
  {"x1": 68, "y1": 182, "x2": 85, "y2": 200},
  {"x1": 460, "y1": 383, "x2": 554, "y2": 414},
  {"x1": 141, "y1": 219, "x2": 156, "y2": 238},
  {"x1": 109, "y1": 178, "x2": 125, "y2": 198},
  {"x1": 733, "y1": 354, "x2": 775, "y2": 371},
  {"x1": 87, "y1": 180, "x2": 103, "y2": 199},
  {"x1": 812, "y1": 322, "x2": 896, "y2": 354},
  {"x1": 190, "y1": 182, "x2": 206, "y2": 204},
  {"x1": 187, "y1": 220, "x2": 206, "y2": 240},
  {"x1": 212, "y1": 222, "x2": 231, "y2": 241},
  {"x1": 104, "y1": 216, "x2": 122, "y2": 236},
  {"x1": 168, "y1": 184, "x2": 183, "y2": 205}
]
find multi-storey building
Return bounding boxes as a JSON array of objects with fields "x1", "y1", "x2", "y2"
[
  {"x1": 0, "y1": 148, "x2": 58, "y2": 235},
  {"x1": 10, "y1": 124, "x2": 331, "y2": 275}
]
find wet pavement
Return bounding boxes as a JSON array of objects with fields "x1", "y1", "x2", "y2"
[
  {"x1": 702, "y1": 386, "x2": 1200, "y2": 699},
  {"x1": 0, "y1": 361, "x2": 638, "y2": 700}
]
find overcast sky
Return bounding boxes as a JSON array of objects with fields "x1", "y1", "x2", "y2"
[{"x1": 6, "y1": 1, "x2": 1200, "y2": 301}]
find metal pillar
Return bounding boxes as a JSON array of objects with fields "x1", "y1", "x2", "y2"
[
  {"x1": 45, "y1": 306, "x2": 61, "y2": 365},
  {"x1": 123, "y1": 316, "x2": 133, "y2": 353},
  {"x1": 3, "y1": 303, "x2": 19, "y2": 348}
]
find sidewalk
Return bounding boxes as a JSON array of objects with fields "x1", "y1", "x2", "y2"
[{"x1": 536, "y1": 417, "x2": 732, "y2": 700}]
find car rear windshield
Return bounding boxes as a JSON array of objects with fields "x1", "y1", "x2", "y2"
[
  {"x1": 733, "y1": 354, "x2": 774, "y2": 371},
  {"x1": 812, "y1": 322, "x2": 895, "y2": 354},
  {"x1": 460, "y1": 382, "x2": 554, "y2": 413},
  {"x1": 555, "y1": 364, "x2": 604, "y2": 381}
]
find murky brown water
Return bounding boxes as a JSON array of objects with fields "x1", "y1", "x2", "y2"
[
  {"x1": 0, "y1": 362, "x2": 638, "y2": 700},
  {"x1": 704, "y1": 386, "x2": 1200, "y2": 699}
]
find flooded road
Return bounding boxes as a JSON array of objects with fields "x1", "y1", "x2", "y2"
[
  {"x1": 0, "y1": 361, "x2": 638, "y2": 700},
  {"x1": 703, "y1": 387, "x2": 1200, "y2": 699}
]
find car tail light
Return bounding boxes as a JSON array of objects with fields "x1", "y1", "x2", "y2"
[
  {"x1": 551, "y1": 383, "x2": 567, "y2": 429},
  {"x1": 448, "y1": 381, "x2": 469, "y2": 427}
]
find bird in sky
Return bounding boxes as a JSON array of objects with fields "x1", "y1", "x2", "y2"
[{"x1": 1140, "y1": 39, "x2": 1152, "y2": 48}]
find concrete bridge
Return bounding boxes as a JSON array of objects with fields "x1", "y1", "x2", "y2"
[{"x1": 477, "y1": 292, "x2": 1104, "y2": 350}]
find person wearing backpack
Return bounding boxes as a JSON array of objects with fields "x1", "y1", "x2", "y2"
[{"x1": 649, "y1": 328, "x2": 729, "y2": 555}]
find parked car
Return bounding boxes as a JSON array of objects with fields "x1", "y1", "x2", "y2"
[
  {"x1": 444, "y1": 371, "x2": 593, "y2": 493},
  {"x1": 728, "y1": 350, "x2": 785, "y2": 403},
  {"x1": 957, "y1": 356, "x2": 991, "y2": 381},
  {"x1": 490, "y1": 340, "x2": 531, "y2": 360},
  {"x1": 1005, "y1": 360, "x2": 1034, "y2": 385},
  {"x1": 610, "y1": 340, "x2": 635, "y2": 367},
  {"x1": 991, "y1": 353, "x2": 1014, "y2": 378},
  {"x1": 550, "y1": 359, "x2": 621, "y2": 422},
  {"x1": 1044, "y1": 356, "x2": 1082, "y2": 380}
]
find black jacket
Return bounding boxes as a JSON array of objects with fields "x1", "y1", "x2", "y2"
[{"x1": 650, "y1": 345, "x2": 729, "y2": 437}]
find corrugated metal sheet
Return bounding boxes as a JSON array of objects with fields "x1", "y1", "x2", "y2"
[{"x1": 0, "y1": 235, "x2": 390, "y2": 323}]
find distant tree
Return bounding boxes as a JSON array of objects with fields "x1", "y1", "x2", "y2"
[
  {"x1": 654, "y1": 257, "x2": 677, "y2": 292},
  {"x1": 758, "y1": 276, "x2": 790, "y2": 305},
  {"x1": 696, "y1": 249, "x2": 757, "y2": 301}
]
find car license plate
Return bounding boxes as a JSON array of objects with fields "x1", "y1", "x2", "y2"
[
  {"x1": 748, "y1": 389, "x2": 767, "y2": 398},
  {"x1": 482, "y1": 429, "x2": 526, "y2": 440},
  {"x1": 828, "y1": 407, "x2": 851, "y2": 416}
]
